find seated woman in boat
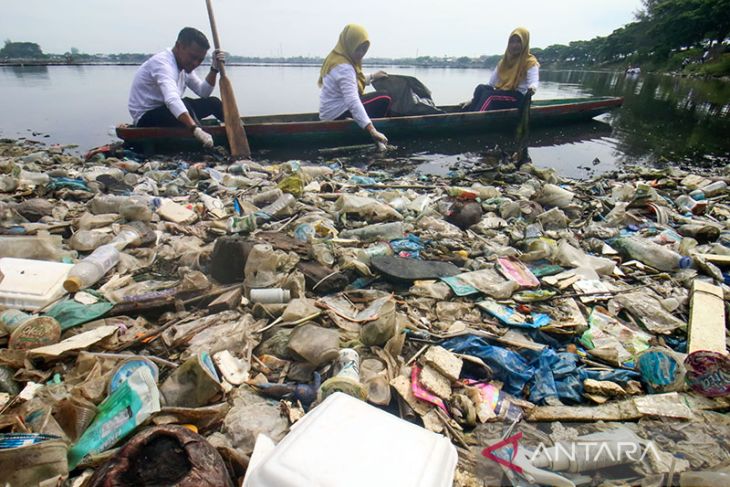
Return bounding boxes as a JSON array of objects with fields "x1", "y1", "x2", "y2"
[
  {"x1": 318, "y1": 24, "x2": 390, "y2": 146},
  {"x1": 463, "y1": 27, "x2": 539, "y2": 112}
]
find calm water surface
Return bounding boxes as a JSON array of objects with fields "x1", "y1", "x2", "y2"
[{"x1": 1, "y1": 65, "x2": 729, "y2": 178}]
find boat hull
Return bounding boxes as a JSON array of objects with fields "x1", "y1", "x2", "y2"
[{"x1": 116, "y1": 97, "x2": 623, "y2": 153}]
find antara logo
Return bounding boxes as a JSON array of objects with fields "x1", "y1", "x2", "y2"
[{"x1": 482, "y1": 431, "x2": 661, "y2": 473}]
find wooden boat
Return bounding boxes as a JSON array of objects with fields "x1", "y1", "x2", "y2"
[{"x1": 116, "y1": 96, "x2": 623, "y2": 153}]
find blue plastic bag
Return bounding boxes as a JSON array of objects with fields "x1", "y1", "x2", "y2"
[{"x1": 442, "y1": 335, "x2": 534, "y2": 396}]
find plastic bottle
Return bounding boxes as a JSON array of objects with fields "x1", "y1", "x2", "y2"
[
  {"x1": 257, "y1": 193, "x2": 296, "y2": 221},
  {"x1": 63, "y1": 244, "x2": 121, "y2": 292},
  {"x1": 690, "y1": 180, "x2": 727, "y2": 200},
  {"x1": 339, "y1": 222, "x2": 405, "y2": 242},
  {"x1": 109, "y1": 227, "x2": 142, "y2": 249},
  {"x1": 88, "y1": 195, "x2": 132, "y2": 214},
  {"x1": 612, "y1": 236, "x2": 692, "y2": 271},
  {"x1": 678, "y1": 223, "x2": 720, "y2": 243},
  {"x1": 251, "y1": 188, "x2": 283, "y2": 207}
]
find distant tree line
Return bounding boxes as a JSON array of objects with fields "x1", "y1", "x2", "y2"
[
  {"x1": 532, "y1": 0, "x2": 729, "y2": 67},
  {"x1": 3, "y1": 2, "x2": 727, "y2": 71},
  {"x1": 0, "y1": 40, "x2": 45, "y2": 59}
]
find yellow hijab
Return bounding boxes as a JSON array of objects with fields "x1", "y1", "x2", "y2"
[
  {"x1": 494, "y1": 27, "x2": 540, "y2": 91},
  {"x1": 318, "y1": 24, "x2": 369, "y2": 94}
]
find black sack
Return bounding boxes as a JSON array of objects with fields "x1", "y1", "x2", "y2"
[{"x1": 372, "y1": 74, "x2": 443, "y2": 116}]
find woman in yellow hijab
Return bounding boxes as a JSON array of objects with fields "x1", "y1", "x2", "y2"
[
  {"x1": 319, "y1": 24, "x2": 390, "y2": 146},
  {"x1": 464, "y1": 27, "x2": 540, "y2": 112}
]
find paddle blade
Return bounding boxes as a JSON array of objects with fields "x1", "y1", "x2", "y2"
[{"x1": 219, "y1": 75, "x2": 251, "y2": 158}]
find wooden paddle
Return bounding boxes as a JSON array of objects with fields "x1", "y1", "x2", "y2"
[
  {"x1": 513, "y1": 90, "x2": 533, "y2": 164},
  {"x1": 205, "y1": 0, "x2": 251, "y2": 158}
]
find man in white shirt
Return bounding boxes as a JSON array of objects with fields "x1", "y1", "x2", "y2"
[{"x1": 128, "y1": 27, "x2": 225, "y2": 148}]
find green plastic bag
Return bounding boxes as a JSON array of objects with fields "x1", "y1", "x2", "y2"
[{"x1": 44, "y1": 298, "x2": 113, "y2": 330}]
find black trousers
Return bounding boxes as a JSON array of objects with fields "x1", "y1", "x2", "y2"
[
  {"x1": 465, "y1": 85, "x2": 524, "y2": 112},
  {"x1": 136, "y1": 96, "x2": 224, "y2": 127},
  {"x1": 336, "y1": 91, "x2": 392, "y2": 120}
]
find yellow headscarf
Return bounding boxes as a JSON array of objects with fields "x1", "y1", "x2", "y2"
[
  {"x1": 318, "y1": 24, "x2": 369, "y2": 94},
  {"x1": 494, "y1": 27, "x2": 540, "y2": 91}
]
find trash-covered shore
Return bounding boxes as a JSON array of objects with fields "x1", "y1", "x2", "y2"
[{"x1": 1, "y1": 137, "x2": 730, "y2": 487}]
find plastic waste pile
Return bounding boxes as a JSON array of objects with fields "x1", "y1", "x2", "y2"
[{"x1": 0, "y1": 137, "x2": 730, "y2": 486}]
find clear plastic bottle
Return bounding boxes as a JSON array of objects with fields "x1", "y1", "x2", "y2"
[
  {"x1": 251, "y1": 188, "x2": 284, "y2": 207},
  {"x1": 63, "y1": 244, "x2": 121, "y2": 292},
  {"x1": 613, "y1": 236, "x2": 692, "y2": 271},
  {"x1": 339, "y1": 222, "x2": 405, "y2": 242},
  {"x1": 257, "y1": 193, "x2": 296, "y2": 221},
  {"x1": 690, "y1": 180, "x2": 727, "y2": 200}
]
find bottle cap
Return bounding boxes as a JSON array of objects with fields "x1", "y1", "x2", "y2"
[
  {"x1": 63, "y1": 276, "x2": 82, "y2": 293},
  {"x1": 679, "y1": 256, "x2": 692, "y2": 269}
]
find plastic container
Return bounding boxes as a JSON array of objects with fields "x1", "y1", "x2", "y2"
[
  {"x1": 612, "y1": 236, "x2": 692, "y2": 272},
  {"x1": 63, "y1": 244, "x2": 121, "y2": 292},
  {"x1": 243, "y1": 392, "x2": 457, "y2": 487},
  {"x1": 0, "y1": 258, "x2": 74, "y2": 310},
  {"x1": 320, "y1": 349, "x2": 368, "y2": 401}
]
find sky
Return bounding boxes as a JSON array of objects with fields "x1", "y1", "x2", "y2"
[{"x1": 1, "y1": 0, "x2": 644, "y2": 58}]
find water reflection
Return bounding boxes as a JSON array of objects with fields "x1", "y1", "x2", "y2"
[
  {"x1": 0, "y1": 65, "x2": 728, "y2": 177},
  {"x1": 7, "y1": 65, "x2": 50, "y2": 82},
  {"x1": 542, "y1": 70, "x2": 730, "y2": 166}
]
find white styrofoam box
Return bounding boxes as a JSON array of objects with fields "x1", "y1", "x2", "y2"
[
  {"x1": 243, "y1": 392, "x2": 458, "y2": 487},
  {"x1": 0, "y1": 258, "x2": 73, "y2": 310}
]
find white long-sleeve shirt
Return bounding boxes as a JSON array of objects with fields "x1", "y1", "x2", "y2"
[
  {"x1": 319, "y1": 64, "x2": 373, "y2": 129},
  {"x1": 128, "y1": 49, "x2": 214, "y2": 125},
  {"x1": 488, "y1": 66, "x2": 539, "y2": 94}
]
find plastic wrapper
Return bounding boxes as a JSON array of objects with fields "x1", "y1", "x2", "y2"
[
  {"x1": 67, "y1": 367, "x2": 160, "y2": 469},
  {"x1": 334, "y1": 194, "x2": 403, "y2": 222}
]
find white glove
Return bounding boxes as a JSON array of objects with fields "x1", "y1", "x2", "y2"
[
  {"x1": 193, "y1": 126, "x2": 214, "y2": 148},
  {"x1": 211, "y1": 49, "x2": 226, "y2": 71},
  {"x1": 368, "y1": 127, "x2": 388, "y2": 146}
]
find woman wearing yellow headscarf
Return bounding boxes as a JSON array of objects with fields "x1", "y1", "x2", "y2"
[
  {"x1": 319, "y1": 24, "x2": 390, "y2": 146},
  {"x1": 464, "y1": 27, "x2": 540, "y2": 112}
]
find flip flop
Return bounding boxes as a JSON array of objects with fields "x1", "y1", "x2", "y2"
[{"x1": 371, "y1": 255, "x2": 461, "y2": 283}]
